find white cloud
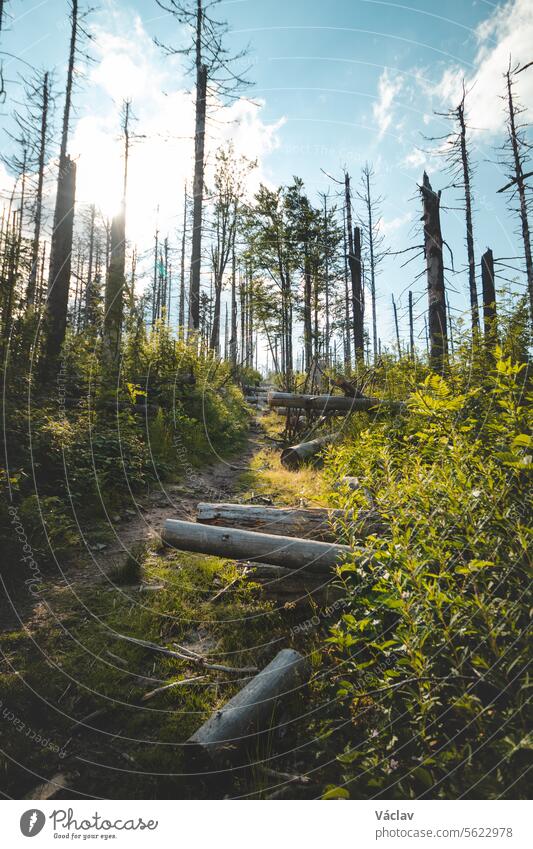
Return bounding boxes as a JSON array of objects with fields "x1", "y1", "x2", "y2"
[
  {"x1": 380, "y1": 211, "x2": 411, "y2": 237},
  {"x1": 373, "y1": 69, "x2": 403, "y2": 139},
  {"x1": 435, "y1": 0, "x2": 533, "y2": 135},
  {"x1": 68, "y1": 5, "x2": 283, "y2": 252}
]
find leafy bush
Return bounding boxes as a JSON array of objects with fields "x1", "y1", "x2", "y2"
[{"x1": 322, "y1": 348, "x2": 531, "y2": 798}]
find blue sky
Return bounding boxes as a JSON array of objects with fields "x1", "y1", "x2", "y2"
[{"x1": 1, "y1": 0, "x2": 532, "y2": 352}]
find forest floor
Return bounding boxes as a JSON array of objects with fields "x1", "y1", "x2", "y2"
[{"x1": 0, "y1": 407, "x2": 338, "y2": 800}]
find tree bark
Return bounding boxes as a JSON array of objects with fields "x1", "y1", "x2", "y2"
[
  {"x1": 481, "y1": 248, "x2": 497, "y2": 348},
  {"x1": 162, "y1": 519, "x2": 351, "y2": 572},
  {"x1": 268, "y1": 391, "x2": 405, "y2": 414},
  {"x1": 504, "y1": 69, "x2": 533, "y2": 325},
  {"x1": 27, "y1": 72, "x2": 49, "y2": 307},
  {"x1": 179, "y1": 183, "x2": 187, "y2": 338},
  {"x1": 186, "y1": 648, "x2": 310, "y2": 765},
  {"x1": 43, "y1": 157, "x2": 77, "y2": 369},
  {"x1": 42, "y1": 0, "x2": 78, "y2": 374},
  {"x1": 457, "y1": 95, "x2": 479, "y2": 332},
  {"x1": 281, "y1": 433, "x2": 341, "y2": 469},
  {"x1": 196, "y1": 503, "x2": 351, "y2": 541},
  {"x1": 420, "y1": 171, "x2": 448, "y2": 372},
  {"x1": 189, "y1": 61, "x2": 207, "y2": 330}
]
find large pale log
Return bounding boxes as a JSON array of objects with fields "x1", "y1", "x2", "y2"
[
  {"x1": 196, "y1": 502, "x2": 382, "y2": 540},
  {"x1": 197, "y1": 502, "x2": 345, "y2": 541},
  {"x1": 281, "y1": 433, "x2": 340, "y2": 469},
  {"x1": 162, "y1": 519, "x2": 350, "y2": 573},
  {"x1": 187, "y1": 648, "x2": 310, "y2": 764},
  {"x1": 268, "y1": 391, "x2": 405, "y2": 414}
]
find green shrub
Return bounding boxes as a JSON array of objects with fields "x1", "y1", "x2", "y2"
[{"x1": 322, "y1": 348, "x2": 531, "y2": 799}]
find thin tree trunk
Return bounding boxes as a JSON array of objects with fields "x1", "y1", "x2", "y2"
[
  {"x1": 43, "y1": 0, "x2": 78, "y2": 374},
  {"x1": 365, "y1": 168, "x2": 378, "y2": 360},
  {"x1": 179, "y1": 183, "x2": 187, "y2": 338},
  {"x1": 43, "y1": 157, "x2": 76, "y2": 368},
  {"x1": 303, "y1": 245, "x2": 312, "y2": 371},
  {"x1": 230, "y1": 242, "x2": 237, "y2": 367},
  {"x1": 408, "y1": 289, "x2": 414, "y2": 358},
  {"x1": 189, "y1": 56, "x2": 207, "y2": 330},
  {"x1": 351, "y1": 225, "x2": 364, "y2": 359},
  {"x1": 103, "y1": 100, "x2": 129, "y2": 371},
  {"x1": 481, "y1": 248, "x2": 497, "y2": 348},
  {"x1": 392, "y1": 294, "x2": 401, "y2": 358},
  {"x1": 420, "y1": 171, "x2": 448, "y2": 371},
  {"x1": 457, "y1": 95, "x2": 479, "y2": 333},
  {"x1": 504, "y1": 69, "x2": 533, "y2": 325},
  {"x1": 27, "y1": 72, "x2": 49, "y2": 307}
]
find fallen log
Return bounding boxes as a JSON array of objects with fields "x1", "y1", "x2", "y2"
[
  {"x1": 162, "y1": 519, "x2": 351, "y2": 573},
  {"x1": 281, "y1": 433, "x2": 340, "y2": 469},
  {"x1": 186, "y1": 648, "x2": 310, "y2": 764},
  {"x1": 268, "y1": 391, "x2": 405, "y2": 414},
  {"x1": 196, "y1": 502, "x2": 382, "y2": 541},
  {"x1": 197, "y1": 502, "x2": 346, "y2": 542}
]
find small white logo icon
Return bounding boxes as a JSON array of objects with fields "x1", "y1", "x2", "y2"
[{"x1": 20, "y1": 809, "x2": 46, "y2": 837}]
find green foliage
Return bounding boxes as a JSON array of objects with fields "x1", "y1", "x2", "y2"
[
  {"x1": 1, "y1": 331, "x2": 250, "y2": 573},
  {"x1": 321, "y1": 347, "x2": 531, "y2": 798}
]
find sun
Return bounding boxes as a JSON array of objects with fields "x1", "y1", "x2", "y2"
[{"x1": 73, "y1": 118, "x2": 124, "y2": 221}]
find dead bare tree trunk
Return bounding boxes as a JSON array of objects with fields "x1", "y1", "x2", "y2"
[
  {"x1": 189, "y1": 59, "x2": 207, "y2": 331},
  {"x1": 408, "y1": 289, "x2": 414, "y2": 358},
  {"x1": 230, "y1": 243, "x2": 237, "y2": 367},
  {"x1": 420, "y1": 171, "x2": 448, "y2": 372},
  {"x1": 345, "y1": 173, "x2": 364, "y2": 362},
  {"x1": 103, "y1": 101, "x2": 130, "y2": 372},
  {"x1": 457, "y1": 92, "x2": 479, "y2": 333},
  {"x1": 500, "y1": 66, "x2": 533, "y2": 326},
  {"x1": 43, "y1": 0, "x2": 78, "y2": 374},
  {"x1": 179, "y1": 182, "x2": 187, "y2": 339},
  {"x1": 43, "y1": 157, "x2": 76, "y2": 368},
  {"x1": 392, "y1": 293, "x2": 401, "y2": 358},
  {"x1": 27, "y1": 72, "x2": 50, "y2": 307},
  {"x1": 481, "y1": 248, "x2": 497, "y2": 348}
]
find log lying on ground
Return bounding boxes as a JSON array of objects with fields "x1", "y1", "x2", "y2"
[
  {"x1": 197, "y1": 502, "x2": 382, "y2": 541},
  {"x1": 246, "y1": 565, "x2": 342, "y2": 603},
  {"x1": 281, "y1": 433, "x2": 340, "y2": 470},
  {"x1": 268, "y1": 391, "x2": 405, "y2": 414},
  {"x1": 162, "y1": 520, "x2": 350, "y2": 573},
  {"x1": 187, "y1": 648, "x2": 310, "y2": 764},
  {"x1": 197, "y1": 502, "x2": 346, "y2": 542}
]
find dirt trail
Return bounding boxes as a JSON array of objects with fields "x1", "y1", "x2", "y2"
[{"x1": 0, "y1": 418, "x2": 266, "y2": 635}]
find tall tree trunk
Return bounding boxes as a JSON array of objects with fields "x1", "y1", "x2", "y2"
[
  {"x1": 27, "y1": 72, "x2": 49, "y2": 307},
  {"x1": 392, "y1": 294, "x2": 401, "y2": 358},
  {"x1": 103, "y1": 100, "x2": 129, "y2": 371},
  {"x1": 364, "y1": 168, "x2": 378, "y2": 360},
  {"x1": 504, "y1": 69, "x2": 533, "y2": 325},
  {"x1": 457, "y1": 95, "x2": 479, "y2": 333},
  {"x1": 210, "y1": 275, "x2": 222, "y2": 353},
  {"x1": 43, "y1": 0, "x2": 78, "y2": 374},
  {"x1": 481, "y1": 248, "x2": 497, "y2": 349},
  {"x1": 323, "y1": 195, "x2": 330, "y2": 363},
  {"x1": 230, "y1": 243, "x2": 237, "y2": 367},
  {"x1": 179, "y1": 183, "x2": 187, "y2": 338},
  {"x1": 351, "y1": 225, "x2": 364, "y2": 360},
  {"x1": 84, "y1": 204, "x2": 96, "y2": 327},
  {"x1": 342, "y1": 205, "x2": 351, "y2": 369},
  {"x1": 420, "y1": 171, "x2": 448, "y2": 372},
  {"x1": 408, "y1": 289, "x2": 414, "y2": 358},
  {"x1": 189, "y1": 55, "x2": 207, "y2": 330},
  {"x1": 303, "y1": 245, "x2": 312, "y2": 371},
  {"x1": 43, "y1": 157, "x2": 76, "y2": 369},
  {"x1": 345, "y1": 173, "x2": 364, "y2": 361}
]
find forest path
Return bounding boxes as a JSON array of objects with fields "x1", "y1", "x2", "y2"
[{"x1": 0, "y1": 412, "x2": 267, "y2": 635}]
